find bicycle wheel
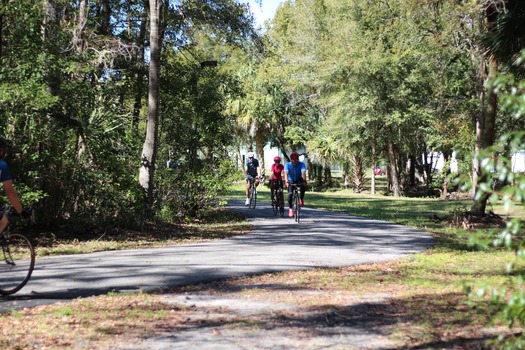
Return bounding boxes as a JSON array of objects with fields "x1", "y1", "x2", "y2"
[
  {"x1": 249, "y1": 185, "x2": 257, "y2": 209},
  {"x1": 278, "y1": 191, "x2": 285, "y2": 217},
  {"x1": 294, "y1": 191, "x2": 300, "y2": 223},
  {"x1": 271, "y1": 191, "x2": 278, "y2": 215},
  {"x1": 0, "y1": 233, "x2": 35, "y2": 295}
]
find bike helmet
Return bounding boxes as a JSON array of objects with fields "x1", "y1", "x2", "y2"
[
  {"x1": 290, "y1": 152, "x2": 299, "y2": 160},
  {"x1": 273, "y1": 156, "x2": 281, "y2": 162},
  {"x1": 247, "y1": 151, "x2": 254, "y2": 158}
]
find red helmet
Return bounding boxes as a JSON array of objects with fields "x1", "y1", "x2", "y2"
[
  {"x1": 290, "y1": 152, "x2": 299, "y2": 160},
  {"x1": 273, "y1": 156, "x2": 281, "y2": 162}
]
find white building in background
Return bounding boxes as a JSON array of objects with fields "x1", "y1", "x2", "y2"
[
  {"x1": 512, "y1": 151, "x2": 525, "y2": 173},
  {"x1": 238, "y1": 147, "x2": 525, "y2": 176},
  {"x1": 427, "y1": 151, "x2": 525, "y2": 173},
  {"x1": 427, "y1": 152, "x2": 458, "y2": 173}
]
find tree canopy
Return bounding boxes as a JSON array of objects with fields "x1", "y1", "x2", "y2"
[{"x1": 0, "y1": 0, "x2": 523, "y2": 225}]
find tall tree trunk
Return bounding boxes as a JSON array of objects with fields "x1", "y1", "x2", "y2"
[
  {"x1": 386, "y1": 132, "x2": 402, "y2": 197},
  {"x1": 409, "y1": 155, "x2": 416, "y2": 187},
  {"x1": 255, "y1": 127, "x2": 266, "y2": 172},
  {"x1": 324, "y1": 167, "x2": 332, "y2": 188},
  {"x1": 441, "y1": 151, "x2": 452, "y2": 198},
  {"x1": 139, "y1": 0, "x2": 162, "y2": 217},
  {"x1": 471, "y1": 57, "x2": 497, "y2": 215},
  {"x1": 350, "y1": 153, "x2": 363, "y2": 193},
  {"x1": 97, "y1": 0, "x2": 111, "y2": 35},
  {"x1": 133, "y1": 6, "x2": 148, "y2": 128},
  {"x1": 371, "y1": 131, "x2": 377, "y2": 195},
  {"x1": 471, "y1": 5, "x2": 498, "y2": 216},
  {"x1": 42, "y1": 0, "x2": 61, "y2": 97},
  {"x1": 40, "y1": 0, "x2": 64, "y2": 223},
  {"x1": 72, "y1": 0, "x2": 88, "y2": 52}
]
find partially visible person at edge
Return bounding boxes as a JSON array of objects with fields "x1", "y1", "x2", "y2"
[
  {"x1": 284, "y1": 152, "x2": 307, "y2": 218},
  {"x1": 0, "y1": 137, "x2": 32, "y2": 235},
  {"x1": 270, "y1": 156, "x2": 284, "y2": 201},
  {"x1": 244, "y1": 151, "x2": 262, "y2": 206}
]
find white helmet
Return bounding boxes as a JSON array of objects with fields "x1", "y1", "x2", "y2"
[{"x1": 247, "y1": 151, "x2": 254, "y2": 158}]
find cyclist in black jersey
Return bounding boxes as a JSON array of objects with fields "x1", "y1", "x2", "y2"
[
  {"x1": 244, "y1": 151, "x2": 262, "y2": 206},
  {"x1": 0, "y1": 137, "x2": 31, "y2": 234}
]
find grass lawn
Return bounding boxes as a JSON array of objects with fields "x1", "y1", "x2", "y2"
[{"x1": 1, "y1": 182, "x2": 525, "y2": 349}]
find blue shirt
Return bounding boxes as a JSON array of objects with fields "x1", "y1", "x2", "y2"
[
  {"x1": 284, "y1": 161, "x2": 306, "y2": 182},
  {"x1": 0, "y1": 159, "x2": 12, "y2": 183}
]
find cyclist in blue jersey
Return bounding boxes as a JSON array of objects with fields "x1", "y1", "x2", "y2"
[
  {"x1": 284, "y1": 152, "x2": 307, "y2": 217},
  {"x1": 0, "y1": 137, "x2": 31, "y2": 234},
  {"x1": 244, "y1": 151, "x2": 262, "y2": 206}
]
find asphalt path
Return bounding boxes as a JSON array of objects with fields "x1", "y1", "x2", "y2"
[{"x1": 0, "y1": 199, "x2": 434, "y2": 313}]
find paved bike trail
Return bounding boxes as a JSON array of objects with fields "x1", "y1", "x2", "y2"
[{"x1": 0, "y1": 200, "x2": 434, "y2": 312}]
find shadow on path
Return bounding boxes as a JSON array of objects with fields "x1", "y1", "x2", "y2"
[{"x1": 0, "y1": 199, "x2": 434, "y2": 313}]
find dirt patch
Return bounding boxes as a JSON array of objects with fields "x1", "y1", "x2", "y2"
[{"x1": 131, "y1": 290, "x2": 397, "y2": 350}]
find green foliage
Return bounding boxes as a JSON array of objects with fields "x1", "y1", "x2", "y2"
[
  {"x1": 156, "y1": 158, "x2": 236, "y2": 221},
  {"x1": 0, "y1": 0, "x2": 255, "y2": 231},
  {"x1": 263, "y1": 0, "x2": 481, "y2": 194},
  {"x1": 467, "y1": 51, "x2": 525, "y2": 346}
]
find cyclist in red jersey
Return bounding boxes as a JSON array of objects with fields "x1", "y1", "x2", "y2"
[{"x1": 270, "y1": 156, "x2": 284, "y2": 201}]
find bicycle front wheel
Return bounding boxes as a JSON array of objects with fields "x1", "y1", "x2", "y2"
[
  {"x1": 278, "y1": 191, "x2": 285, "y2": 217},
  {"x1": 0, "y1": 233, "x2": 35, "y2": 295},
  {"x1": 271, "y1": 195, "x2": 278, "y2": 215},
  {"x1": 249, "y1": 186, "x2": 257, "y2": 209},
  {"x1": 294, "y1": 192, "x2": 300, "y2": 223}
]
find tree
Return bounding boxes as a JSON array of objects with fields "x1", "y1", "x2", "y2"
[
  {"x1": 471, "y1": 0, "x2": 525, "y2": 215},
  {"x1": 468, "y1": 51, "x2": 525, "y2": 348},
  {"x1": 139, "y1": 0, "x2": 162, "y2": 217}
]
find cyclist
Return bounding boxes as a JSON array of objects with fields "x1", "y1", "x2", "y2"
[
  {"x1": 284, "y1": 152, "x2": 307, "y2": 217},
  {"x1": 244, "y1": 151, "x2": 261, "y2": 206},
  {"x1": 0, "y1": 137, "x2": 31, "y2": 234},
  {"x1": 270, "y1": 156, "x2": 284, "y2": 201}
]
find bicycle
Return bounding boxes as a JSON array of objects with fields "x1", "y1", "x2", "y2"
[
  {"x1": 271, "y1": 180, "x2": 285, "y2": 217},
  {"x1": 0, "y1": 210, "x2": 35, "y2": 295},
  {"x1": 289, "y1": 183, "x2": 301, "y2": 223},
  {"x1": 247, "y1": 175, "x2": 258, "y2": 209}
]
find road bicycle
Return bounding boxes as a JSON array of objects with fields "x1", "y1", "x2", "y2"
[
  {"x1": 271, "y1": 180, "x2": 285, "y2": 217},
  {"x1": 289, "y1": 183, "x2": 301, "y2": 223},
  {"x1": 247, "y1": 175, "x2": 259, "y2": 209},
  {"x1": 0, "y1": 210, "x2": 35, "y2": 295}
]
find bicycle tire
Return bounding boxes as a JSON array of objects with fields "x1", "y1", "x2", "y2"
[
  {"x1": 249, "y1": 185, "x2": 257, "y2": 209},
  {"x1": 0, "y1": 233, "x2": 35, "y2": 295},
  {"x1": 271, "y1": 191, "x2": 278, "y2": 215},
  {"x1": 278, "y1": 191, "x2": 285, "y2": 217},
  {"x1": 294, "y1": 190, "x2": 300, "y2": 223}
]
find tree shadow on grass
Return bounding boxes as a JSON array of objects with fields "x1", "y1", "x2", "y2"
[{"x1": 164, "y1": 283, "x2": 516, "y2": 349}]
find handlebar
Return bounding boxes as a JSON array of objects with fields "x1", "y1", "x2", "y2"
[{"x1": 3, "y1": 206, "x2": 34, "y2": 223}]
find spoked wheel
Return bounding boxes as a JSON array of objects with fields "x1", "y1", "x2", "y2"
[
  {"x1": 271, "y1": 195, "x2": 278, "y2": 215},
  {"x1": 249, "y1": 186, "x2": 257, "y2": 209},
  {"x1": 0, "y1": 233, "x2": 36, "y2": 295},
  {"x1": 294, "y1": 192, "x2": 300, "y2": 223},
  {"x1": 278, "y1": 191, "x2": 285, "y2": 217}
]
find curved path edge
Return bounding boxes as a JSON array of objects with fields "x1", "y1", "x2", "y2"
[{"x1": 0, "y1": 200, "x2": 434, "y2": 313}]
